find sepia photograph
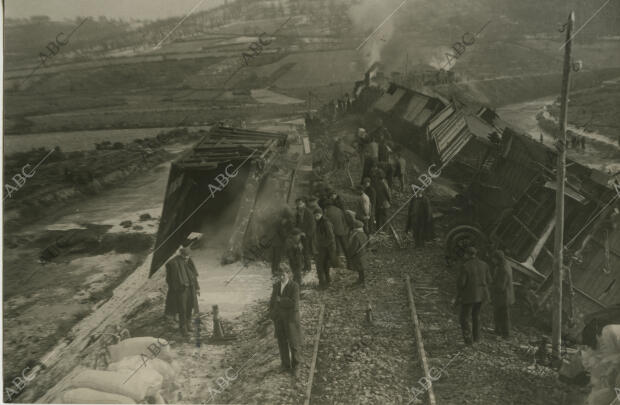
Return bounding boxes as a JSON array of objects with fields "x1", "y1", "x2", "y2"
[{"x1": 2, "y1": 0, "x2": 620, "y2": 403}]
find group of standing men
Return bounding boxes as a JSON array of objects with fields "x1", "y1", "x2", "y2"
[
  {"x1": 270, "y1": 190, "x2": 370, "y2": 289},
  {"x1": 455, "y1": 246, "x2": 515, "y2": 345},
  {"x1": 267, "y1": 189, "x2": 371, "y2": 377}
]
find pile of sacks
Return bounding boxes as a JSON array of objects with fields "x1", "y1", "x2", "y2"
[
  {"x1": 582, "y1": 325, "x2": 620, "y2": 405},
  {"x1": 58, "y1": 337, "x2": 178, "y2": 404}
]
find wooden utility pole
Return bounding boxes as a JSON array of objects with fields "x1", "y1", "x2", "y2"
[{"x1": 552, "y1": 11, "x2": 574, "y2": 361}]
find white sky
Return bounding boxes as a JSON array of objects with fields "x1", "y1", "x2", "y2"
[{"x1": 5, "y1": 0, "x2": 227, "y2": 21}]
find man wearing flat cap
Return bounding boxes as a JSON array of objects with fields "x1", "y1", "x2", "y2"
[
  {"x1": 313, "y1": 207, "x2": 337, "y2": 288},
  {"x1": 456, "y1": 246, "x2": 491, "y2": 345},
  {"x1": 294, "y1": 197, "x2": 315, "y2": 274},
  {"x1": 165, "y1": 246, "x2": 200, "y2": 338},
  {"x1": 286, "y1": 227, "x2": 304, "y2": 286}
]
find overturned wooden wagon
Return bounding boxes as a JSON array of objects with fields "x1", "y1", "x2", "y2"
[
  {"x1": 370, "y1": 82, "x2": 620, "y2": 324},
  {"x1": 149, "y1": 126, "x2": 289, "y2": 276}
]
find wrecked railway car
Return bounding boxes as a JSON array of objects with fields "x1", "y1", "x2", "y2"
[
  {"x1": 371, "y1": 83, "x2": 447, "y2": 155},
  {"x1": 446, "y1": 122, "x2": 620, "y2": 317},
  {"x1": 369, "y1": 82, "x2": 620, "y2": 323},
  {"x1": 149, "y1": 126, "x2": 288, "y2": 276}
]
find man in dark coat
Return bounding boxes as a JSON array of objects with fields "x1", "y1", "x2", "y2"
[
  {"x1": 324, "y1": 201, "x2": 349, "y2": 268},
  {"x1": 348, "y1": 220, "x2": 369, "y2": 286},
  {"x1": 333, "y1": 137, "x2": 346, "y2": 170},
  {"x1": 456, "y1": 246, "x2": 491, "y2": 345},
  {"x1": 491, "y1": 250, "x2": 515, "y2": 338},
  {"x1": 295, "y1": 198, "x2": 316, "y2": 273},
  {"x1": 377, "y1": 134, "x2": 390, "y2": 164},
  {"x1": 405, "y1": 193, "x2": 434, "y2": 248},
  {"x1": 165, "y1": 247, "x2": 200, "y2": 337},
  {"x1": 373, "y1": 170, "x2": 391, "y2": 230},
  {"x1": 362, "y1": 140, "x2": 378, "y2": 182},
  {"x1": 313, "y1": 208, "x2": 337, "y2": 288},
  {"x1": 370, "y1": 119, "x2": 393, "y2": 143},
  {"x1": 269, "y1": 267, "x2": 302, "y2": 376},
  {"x1": 285, "y1": 228, "x2": 304, "y2": 286},
  {"x1": 329, "y1": 191, "x2": 345, "y2": 211},
  {"x1": 271, "y1": 208, "x2": 294, "y2": 275}
]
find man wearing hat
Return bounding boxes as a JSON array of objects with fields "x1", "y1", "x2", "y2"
[
  {"x1": 324, "y1": 198, "x2": 349, "y2": 269},
  {"x1": 295, "y1": 197, "x2": 316, "y2": 273},
  {"x1": 356, "y1": 128, "x2": 369, "y2": 172},
  {"x1": 307, "y1": 196, "x2": 320, "y2": 212},
  {"x1": 456, "y1": 246, "x2": 491, "y2": 345},
  {"x1": 165, "y1": 246, "x2": 200, "y2": 338},
  {"x1": 286, "y1": 228, "x2": 304, "y2": 285},
  {"x1": 348, "y1": 220, "x2": 369, "y2": 285},
  {"x1": 313, "y1": 207, "x2": 337, "y2": 288},
  {"x1": 269, "y1": 266, "x2": 302, "y2": 377},
  {"x1": 271, "y1": 208, "x2": 294, "y2": 275},
  {"x1": 405, "y1": 192, "x2": 434, "y2": 248},
  {"x1": 490, "y1": 250, "x2": 515, "y2": 338},
  {"x1": 373, "y1": 169, "x2": 391, "y2": 230}
]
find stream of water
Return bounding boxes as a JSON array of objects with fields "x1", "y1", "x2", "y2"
[{"x1": 498, "y1": 96, "x2": 620, "y2": 173}]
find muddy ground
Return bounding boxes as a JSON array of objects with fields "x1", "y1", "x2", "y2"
[{"x1": 2, "y1": 132, "x2": 200, "y2": 396}]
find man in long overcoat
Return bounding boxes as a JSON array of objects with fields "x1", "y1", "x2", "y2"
[
  {"x1": 313, "y1": 207, "x2": 337, "y2": 288},
  {"x1": 269, "y1": 267, "x2": 302, "y2": 377},
  {"x1": 324, "y1": 200, "x2": 349, "y2": 268},
  {"x1": 165, "y1": 247, "x2": 200, "y2": 337},
  {"x1": 456, "y1": 246, "x2": 491, "y2": 345},
  {"x1": 348, "y1": 220, "x2": 369, "y2": 286},
  {"x1": 373, "y1": 169, "x2": 391, "y2": 230},
  {"x1": 295, "y1": 197, "x2": 316, "y2": 273},
  {"x1": 285, "y1": 228, "x2": 304, "y2": 286},
  {"x1": 491, "y1": 250, "x2": 515, "y2": 338},
  {"x1": 271, "y1": 208, "x2": 294, "y2": 275},
  {"x1": 405, "y1": 193, "x2": 434, "y2": 247}
]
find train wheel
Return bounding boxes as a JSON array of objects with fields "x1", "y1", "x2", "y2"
[{"x1": 445, "y1": 224, "x2": 487, "y2": 265}]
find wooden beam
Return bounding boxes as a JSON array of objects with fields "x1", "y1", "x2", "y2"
[
  {"x1": 527, "y1": 217, "x2": 556, "y2": 264},
  {"x1": 511, "y1": 215, "x2": 555, "y2": 259},
  {"x1": 389, "y1": 223, "x2": 403, "y2": 249},
  {"x1": 226, "y1": 164, "x2": 260, "y2": 260}
]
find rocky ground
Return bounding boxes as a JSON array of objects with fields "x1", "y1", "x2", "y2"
[{"x1": 208, "y1": 223, "x2": 587, "y2": 405}]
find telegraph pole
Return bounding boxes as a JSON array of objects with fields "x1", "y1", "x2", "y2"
[{"x1": 552, "y1": 11, "x2": 574, "y2": 361}]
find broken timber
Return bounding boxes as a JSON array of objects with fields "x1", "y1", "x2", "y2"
[
  {"x1": 389, "y1": 223, "x2": 404, "y2": 248},
  {"x1": 150, "y1": 126, "x2": 287, "y2": 275}
]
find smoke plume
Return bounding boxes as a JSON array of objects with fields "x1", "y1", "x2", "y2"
[{"x1": 348, "y1": 0, "x2": 408, "y2": 67}]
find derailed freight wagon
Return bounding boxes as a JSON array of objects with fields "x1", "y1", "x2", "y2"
[
  {"x1": 370, "y1": 83, "x2": 447, "y2": 156},
  {"x1": 369, "y1": 81, "x2": 619, "y2": 326},
  {"x1": 439, "y1": 106, "x2": 620, "y2": 324},
  {"x1": 149, "y1": 126, "x2": 288, "y2": 277}
]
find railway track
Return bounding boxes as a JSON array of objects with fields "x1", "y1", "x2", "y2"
[{"x1": 300, "y1": 243, "x2": 462, "y2": 405}]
